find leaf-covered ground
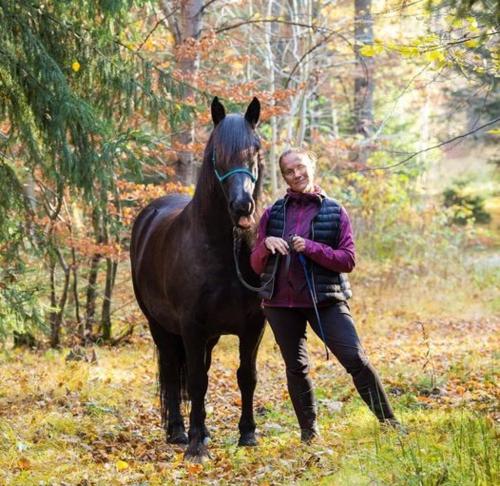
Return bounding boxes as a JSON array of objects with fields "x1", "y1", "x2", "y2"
[{"x1": 1, "y1": 289, "x2": 498, "y2": 485}]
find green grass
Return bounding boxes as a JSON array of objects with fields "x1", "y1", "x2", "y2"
[
  {"x1": 0, "y1": 250, "x2": 498, "y2": 484},
  {"x1": 0, "y1": 310, "x2": 497, "y2": 485}
]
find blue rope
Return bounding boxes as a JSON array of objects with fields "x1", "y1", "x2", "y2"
[
  {"x1": 297, "y1": 253, "x2": 330, "y2": 361},
  {"x1": 212, "y1": 149, "x2": 257, "y2": 183}
]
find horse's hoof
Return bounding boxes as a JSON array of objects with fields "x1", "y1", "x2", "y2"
[
  {"x1": 167, "y1": 431, "x2": 189, "y2": 445},
  {"x1": 238, "y1": 432, "x2": 258, "y2": 447},
  {"x1": 184, "y1": 444, "x2": 211, "y2": 463}
]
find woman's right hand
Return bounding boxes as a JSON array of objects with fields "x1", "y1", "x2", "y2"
[{"x1": 265, "y1": 236, "x2": 289, "y2": 255}]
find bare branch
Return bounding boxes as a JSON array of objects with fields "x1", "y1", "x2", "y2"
[{"x1": 344, "y1": 117, "x2": 500, "y2": 174}]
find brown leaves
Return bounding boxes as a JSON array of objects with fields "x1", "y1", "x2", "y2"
[
  {"x1": 0, "y1": 306, "x2": 498, "y2": 483},
  {"x1": 17, "y1": 457, "x2": 31, "y2": 470}
]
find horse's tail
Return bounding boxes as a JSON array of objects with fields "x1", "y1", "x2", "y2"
[{"x1": 149, "y1": 322, "x2": 189, "y2": 427}]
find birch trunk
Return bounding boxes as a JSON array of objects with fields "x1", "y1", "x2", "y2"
[
  {"x1": 265, "y1": 0, "x2": 278, "y2": 197},
  {"x1": 354, "y1": 0, "x2": 374, "y2": 164}
]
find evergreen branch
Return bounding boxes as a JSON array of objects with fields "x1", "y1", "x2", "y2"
[{"x1": 21, "y1": 2, "x2": 211, "y2": 102}]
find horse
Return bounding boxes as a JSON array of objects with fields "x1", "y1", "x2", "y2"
[{"x1": 130, "y1": 97, "x2": 265, "y2": 462}]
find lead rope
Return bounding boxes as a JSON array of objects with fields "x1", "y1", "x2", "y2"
[
  {"x1": 297, "y1": 253, "x2": 330, "y2": 360},
  {"x1": 232, "y1": 227, "x2": 279, "y2": 293}
]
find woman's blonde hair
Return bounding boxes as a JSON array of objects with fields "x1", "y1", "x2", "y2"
[{"x1": 278, "y1": 147, "x2": 317, "y2": 171}]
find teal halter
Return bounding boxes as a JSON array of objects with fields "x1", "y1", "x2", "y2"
[{"x1": 212, "y1": 149, "x2": 257, "y2": 183}]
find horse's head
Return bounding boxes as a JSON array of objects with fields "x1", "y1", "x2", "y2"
[{"x1": 209, "y1": 97, "x2": 262, "y2": 230}]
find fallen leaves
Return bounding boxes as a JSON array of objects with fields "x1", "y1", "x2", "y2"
[
  {"x1": 115, "y1": 459, "x2": 129, "y2": 471},
  {"x1": 0, "y1": 310, "x2": 497, "y2": 483}
]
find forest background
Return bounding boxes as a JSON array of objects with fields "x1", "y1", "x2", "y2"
[{"x1": 0, "y1": 0, "x2": 498, "y2": 484}]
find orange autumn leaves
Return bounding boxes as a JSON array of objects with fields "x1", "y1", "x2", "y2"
[{"x1": 32, "y1": 178, "x2": 192, "y2": 263}]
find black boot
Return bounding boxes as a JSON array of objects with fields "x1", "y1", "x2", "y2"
[
  {"x1": 301, "y1": 423, "x2": 321, "y2": 443},
  {"x1": 380, "y1": 417, "x2": 408, "y2": 435},
  {"x1": 286, "y1": 371, "x2": 319, "y2": 441}
]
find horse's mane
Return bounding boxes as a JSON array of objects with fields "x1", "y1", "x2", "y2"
[{"x1": 193, "y1": 115, "x2": 263, "y2": 205}]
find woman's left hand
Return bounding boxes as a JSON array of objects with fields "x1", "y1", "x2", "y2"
[{"x1": 291, "y1": 236, "x2": 307, "y2": 253}]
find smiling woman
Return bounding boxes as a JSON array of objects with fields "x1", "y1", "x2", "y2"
[
  {"x1": 251, "y1": 147, "x2": 404, "y2": 443},
  {"x1": 279, "y1": 149, "x2": 316, "y2": 194}
]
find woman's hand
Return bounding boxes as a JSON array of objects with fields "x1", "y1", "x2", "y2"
[
  {"x1": 265, "y1": 237, "x2": 289, "y2": 255},
  {"x1": 290, "y1": 236, "x2": 306, "y2": 253}
]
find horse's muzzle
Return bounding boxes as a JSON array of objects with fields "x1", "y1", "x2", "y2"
[
  {"x1": 230, "y1": 199, "x2": 255, "y2": 230},
  {"x1": 236, "y1": 214, "x2": 255, "y2": 230}
]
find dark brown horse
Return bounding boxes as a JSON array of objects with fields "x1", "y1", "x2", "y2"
[{"x1": 130, "y1": 97, "x2": 265, "y2": 462}]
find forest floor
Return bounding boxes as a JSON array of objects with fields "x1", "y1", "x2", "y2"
[{"x1": 0, "y1": 268, "x2": 498, "y2": 485}]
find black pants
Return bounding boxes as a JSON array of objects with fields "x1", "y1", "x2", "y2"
[{"x1": 264, "y1": 303, "x2": 395, "y2": 429}]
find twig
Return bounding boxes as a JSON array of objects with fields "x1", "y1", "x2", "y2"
[{"x1": 342, "y1": 117, "x2": 500, "y2": 173}]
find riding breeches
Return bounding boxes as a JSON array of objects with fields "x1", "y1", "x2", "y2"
[{"x1": 263, "y1": 302, "x2": 395, "y2": 429}]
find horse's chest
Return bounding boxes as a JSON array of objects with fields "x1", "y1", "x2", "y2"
[{"x1": 202, "y1": 281, "x2": 257, "y2": 330}]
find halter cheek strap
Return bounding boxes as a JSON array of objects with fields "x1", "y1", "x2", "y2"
[{"x1": 212, "y1": 149, "x2": 257, "y2": 183}]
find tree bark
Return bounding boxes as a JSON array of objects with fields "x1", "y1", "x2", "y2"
[
  {"x1": 354, "y1": 0, "x2": 374, "y2": 163},
  {"x1": 49, "y1": 248, "x2": 70, "y2": 348},
  {"x1": 100, "y1": 258, "x2": 117, "y2": 341},
  {"x1": 160, "y1": 0, "x2": 203, "y2": 185},
  {"x1": 83, "y1": 209, "x2": 103, "y2": 344},
  {"x1": 265, "y1": 0, "x2": 278, "y2": 197}
]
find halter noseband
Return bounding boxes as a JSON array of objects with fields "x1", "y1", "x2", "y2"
[{"x1": 212, "y1": 148, "x2": 257, "y2": 183}]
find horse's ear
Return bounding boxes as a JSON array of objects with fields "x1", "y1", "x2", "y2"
[
  {"x1": 245, "y1": 97, "x2": 260, "y2": 128},
  {"x1": 211, "y1": 97, "x2": 226, "y2": 126}
]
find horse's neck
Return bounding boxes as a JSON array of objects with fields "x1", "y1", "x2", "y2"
[{"x1": 190, "y1": 186, "x2": 234, "y2": 248}]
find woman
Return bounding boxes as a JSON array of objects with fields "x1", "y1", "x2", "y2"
[{"x1": 251, "y1": 148, "x2": 402, "y2": 442}]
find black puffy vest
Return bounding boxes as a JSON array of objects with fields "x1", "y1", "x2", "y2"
[{"x1": 259, "y1": 196, "x2": 352, "y2": 304}]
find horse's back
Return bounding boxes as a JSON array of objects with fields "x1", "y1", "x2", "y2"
[
  {"x1": 131, "y1": 194, "x2": 190, "y2": 258},
  {"x1": 130, "y1": 194, "x2": 191, "y2": 314}
]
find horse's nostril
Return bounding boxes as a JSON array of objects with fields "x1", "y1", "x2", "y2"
[{"x1": 231, "y1": 200, "x2": 253, "y2": 216}]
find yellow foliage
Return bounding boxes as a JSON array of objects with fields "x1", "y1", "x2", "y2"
[
  {"x1": 424, "y1": 49, "x2": 446, "y2": 64},
  {"x1": 464, "y1": 38, "x2": 480, "y2": 49},
  {"x1": 359, "y1": 44, "x2": 384, "y2": 57},
  {"x1": 116, "y1": 460, "x2": 129, "y2": 471},
  {"x1": 399, "y1": 46, "x2": 420, "y2": 58}
]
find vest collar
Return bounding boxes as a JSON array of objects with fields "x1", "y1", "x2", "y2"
[{"x1": 285, "y1": 185, "x2": 325, "y2": 203}]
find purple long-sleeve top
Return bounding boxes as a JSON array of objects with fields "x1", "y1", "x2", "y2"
[{"x1": 250, "y1": 187, "x2": 356, "y2": 307}]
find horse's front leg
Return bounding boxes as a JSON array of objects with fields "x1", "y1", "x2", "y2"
[
  {"x1": 237, "y1": 314, "x2": 266, "y2": 446},
  {"x1": 184, "y1": 334, "x2": 210, "y2": 462}
]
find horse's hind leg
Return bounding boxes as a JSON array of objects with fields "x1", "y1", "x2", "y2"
[
  {"x1": 237, "y1": 314, "x2": 266, "y2": 446},
  {"x1": 149, "y1": 321, "x2": 188, "y2": 444},
  {"x1": 183, "y1": 332, "x2": 211, "y2": 462},
  {"x1": 201, "y1": 336, "x2": 219, "y2": 442}
]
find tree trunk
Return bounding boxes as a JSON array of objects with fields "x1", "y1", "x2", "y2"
[
  {"x1": 49, "y1": 248, "x2": 70, "y2": 348},
  {"x1": 100, "y1": 258, "x2": 117, "y2": 341},
  {"x1": 265, "y1": 0, "x2": 278, "y2": 197},
  {"x1": 354, "y1": 0, "x2": 374, "y2": 163},
  {"x1": 71, "y1": 247, "x2": 81, "y2": 330},
  {"x1": 83, "y1": 209, "x2": 103, "y2": 344},
  {"x1": 84, "y1": 253, "x2": 101, "y2": 343},
  {"x1": 160, "y1": 0, "x2": 203, "y2": 185}
]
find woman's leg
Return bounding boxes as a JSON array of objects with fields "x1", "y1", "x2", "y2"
[
  {"x1": 263, "y1": 307, "x2": 318, "y2": 433},
  {"x1": 305, "y1": 303, "x2": 395, "y2": 421}
]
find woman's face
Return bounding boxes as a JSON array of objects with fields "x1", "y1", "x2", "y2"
[{"x1": 280, "y1": 152, "x2": 315, "y2": 193}]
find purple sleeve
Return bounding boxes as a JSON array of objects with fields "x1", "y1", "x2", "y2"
[
  {"x1": 303, "y1": 206, "x2": 356, "y2": 273},
  {"x1": 250, "y1": 207, "x2": 272, "y2": 275}
]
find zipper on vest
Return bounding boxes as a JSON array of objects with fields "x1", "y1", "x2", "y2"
[
  {"x1": 310, "y1": 222, "x2": 319, "y2": 304},
  {"x1": 281, "y1": 198, "x2": 294, "y2": 307}
]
